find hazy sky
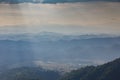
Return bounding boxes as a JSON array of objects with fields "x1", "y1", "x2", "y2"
[{"x1": 0, "y1": 2, "x2": 120, "y2": 35}]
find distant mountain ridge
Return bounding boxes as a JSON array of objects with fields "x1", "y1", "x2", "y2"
[
  {"x1": 0, "y1": 32, "x2": 119, "y2": 41},
  {"x1": 0, "y1": 32, "x2": 120, "y2": 72},
  {"x1": 0, "y1": 0, "x2": 120, "y2": 4}
]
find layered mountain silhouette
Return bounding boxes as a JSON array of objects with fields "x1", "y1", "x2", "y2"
[{"x1": 0, "y1": 33, "x2": 120, "y2": 71}]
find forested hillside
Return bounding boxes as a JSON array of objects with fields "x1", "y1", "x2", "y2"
[
  {"x1": 0, "y1": 58, "x2": 120, "y2": 80},
  {"x1": 60, "y1": 58, "x2": 120, "y2": 80},
  {"x1": 0, "y1": 67, "x2": 61, "y2": 80}
]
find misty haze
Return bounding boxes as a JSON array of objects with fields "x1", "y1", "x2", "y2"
[{"x1": 0, "y1": 0, "x2": 120, "y2": 80}]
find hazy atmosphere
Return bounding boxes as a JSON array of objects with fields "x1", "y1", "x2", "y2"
[
  {"x1": 0, "y1": 1, "x2": 120, "y2": 80},
  {"x1": 0, "y1": 2, "x2": 120, "y2": 35}
]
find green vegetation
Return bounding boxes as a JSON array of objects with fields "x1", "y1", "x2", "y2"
[
  {"x1": 0, "y1": 67, "x2": 61, "y2": 80},
  {"x1": 0, "y1": 58, "x2": 120, "y2": 80},
  {"x1": 60, "y1": 58, "x2": 120, "y2": 80}
]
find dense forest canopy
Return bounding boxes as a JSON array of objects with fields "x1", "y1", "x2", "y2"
[
  {"x1": 60, "y1": 58, "x2": 120, "y2": 80},
  {"x1": 0, "y1": 58, "x2": 120, "y2": 80}
]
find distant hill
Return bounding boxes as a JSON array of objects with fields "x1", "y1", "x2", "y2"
[
  {"x1": 0, "y1": 33, "x2": 120, "y2": 71},
  {"x1": 60, "y1": 58, "x2": 120, "y2": 80},
  {"x1": 0, "y1": 67, "x2": 61, "y2": 80},
  {"x1": 0, "y1": 0, "x2": 120, "y2": 4}
]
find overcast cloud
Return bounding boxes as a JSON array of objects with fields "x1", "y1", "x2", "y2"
[{"x1": 0, "y1": 2, "x2": 120, "y2": 35}]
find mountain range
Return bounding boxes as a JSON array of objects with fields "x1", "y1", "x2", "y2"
[{"x1": 0, "y1": 32, "x2": 120, "y2": 72}]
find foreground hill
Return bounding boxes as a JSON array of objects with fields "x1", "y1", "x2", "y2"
[
  {"x1": 60, "y1": 58, "x2": 120, "y2": 80},
  {"x1": 0, "y1": 58, "x2": 120, "y2": 80},
  {"x1": 0, "y1": 67, "x2": 61, "y2": 80}
]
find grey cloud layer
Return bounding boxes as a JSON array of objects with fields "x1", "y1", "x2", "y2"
[{"x1": 0, "y1": 0, "x2": 120, "y2": 4}]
